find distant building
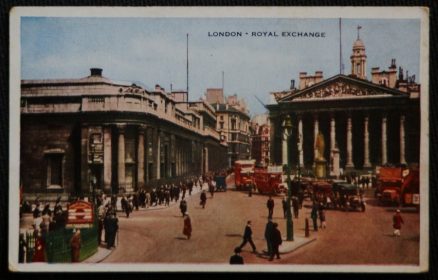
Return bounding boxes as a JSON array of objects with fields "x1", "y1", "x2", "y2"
[
  {"x1": 205, "y1": 88, "x2": 224, "y2": 104},
  {"x1": 20, "y1": 68, "x2": 228, "y2": 200},
  {"x1": 250, "y1": 114, "x2": 270, "y2": 166},
  {"x1": 212, "y1": 102, "x2": 251, "y2": 167}
]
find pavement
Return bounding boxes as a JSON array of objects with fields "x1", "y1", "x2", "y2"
[
  {"x1": 279, "y1": 236, "x2": 317, "y2": 254},
  {"x1": 83, "y1": 182, "x2": 206, "y2": 263},
  {"x1": 83, "y1": 246, "x2": 113, "y2": 263}
]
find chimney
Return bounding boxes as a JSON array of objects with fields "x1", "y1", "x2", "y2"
[
  {"x1": 290, "y1": 79, "x2": 295, "y2": 90},
  {"x1": 390, "y1": 58, "x2": 396, "y2": 68},
  {"x1": 90, "y1": 68, "x2": 103, "y2": 76}
]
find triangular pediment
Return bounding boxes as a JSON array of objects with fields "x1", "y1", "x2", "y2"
[{"x1": 279, "y1": 75, "x2": 408, "y2": 102}]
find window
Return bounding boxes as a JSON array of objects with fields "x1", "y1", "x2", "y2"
[
  {"x1": 231, "y1": 119, "x2": 236, "y2": 130},
  {"x1": 46, "y1": 153, "x2": 63, "y2": 189},
  {"x1": 220, "y1": 122, "x2": 224, "y2": 129}
]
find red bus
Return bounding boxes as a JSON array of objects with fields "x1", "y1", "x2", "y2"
[{"x1": 234, "y1": 160, "x2": 255, "y2": 190}]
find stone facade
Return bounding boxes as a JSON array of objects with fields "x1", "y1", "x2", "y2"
[
  {"x1": 20, "y1": 68, "x2": 228, "y2": 197},
  {"x1": 212, "y1": 103, "x2": 251, "y2": 167},
  {"x1": 268, "y1": 35, "x2": 420, "y2": 176},
  {"x1": 250, "y1": 114, "x2": 271, "y2": 166}
]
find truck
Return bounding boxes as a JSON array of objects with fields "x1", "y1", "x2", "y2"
[
  {"x1": 234, "y1": 160, "x2": 256, "y2": 191},
  {"x1": 253, "y1": 165, "x2": 285, "y2": 194},
  {"x1": 375, "y1": 166, "x2": 420, "y2": 208}
]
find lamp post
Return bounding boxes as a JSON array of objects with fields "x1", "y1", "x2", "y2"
[
  {"x1": 90, "y1": 174, "x2": 97, "y2": 206},
  {"x1": 282, "y1": 115, "x2": 294, "y2": 241}
]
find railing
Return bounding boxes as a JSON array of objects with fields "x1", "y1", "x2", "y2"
[{"x1": 21, "y1": 216, "x2": 98, "y2": 263}]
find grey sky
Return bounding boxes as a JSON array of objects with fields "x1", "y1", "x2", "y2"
[{"x1": 21, "y1": 17, "x2": 420, "y2": 116}]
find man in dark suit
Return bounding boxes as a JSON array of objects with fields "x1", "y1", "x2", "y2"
[
  {"x1": 229, "y1": 247, "x2": 244, "y2": 264},
  {"x1": 239, "y1": 220, "x2": 257, "y2": 253},
  {"x1": 267, "y1": 196, "x2": 275, "y2": 219}
]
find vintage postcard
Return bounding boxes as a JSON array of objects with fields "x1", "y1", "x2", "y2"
[{"x1": 9, "y1": 6, "x2": 429, "y2": 272}]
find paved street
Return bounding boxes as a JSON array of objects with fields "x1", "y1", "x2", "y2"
[{"x1": 103, "y1": 178, "x2": 419, "y2": 265}]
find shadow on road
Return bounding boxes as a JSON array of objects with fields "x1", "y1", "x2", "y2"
[
  {"x1": 175, "y1": 237, "x2": 188, "y2": 240},
  {"x1": 225, "y1": 233, "x2": 242, "y2": 238}
]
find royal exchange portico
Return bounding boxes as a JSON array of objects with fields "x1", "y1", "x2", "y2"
[{"x1": 268, "y1": 74, "x2": 420, "y2": 175}]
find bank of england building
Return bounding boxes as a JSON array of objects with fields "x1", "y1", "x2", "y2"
[{"x1": 20, "y1": 68, "x2": 228, "y2": 199}]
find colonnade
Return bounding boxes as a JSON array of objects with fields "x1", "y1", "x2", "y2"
[
  {"x1": 91, "y1": 123, "x2": 205, "y2": 194},
  {"x1": 281, "y1": 112, "x2": 407, "y2": 170}
]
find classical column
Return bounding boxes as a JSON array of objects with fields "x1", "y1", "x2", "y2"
[
  {"x1": 117, "y1": 124, "x2": 126, "y2": 192},
  {"x1": 204, "y1": 147, "x2": 209, "y2": 173},
  {"x1": 137, "y1": 125, "x2": 146, "y2": 190},
  {"x1": 269, "y1": 117, "x2": 276, "y2": 164},
  {"x1": 330, "y1": 115, "x2": 336, "y2": 151},
  {"x1": 313, "y1": 114, "x2": 319, "y2": 160},
  {"x1": 298, "y1": 115, "x2": 304, "y2": 167},
  {"x1": 363, "y1": 116, "x2": 371, "y2": 168},
  {"x1": 400, "y1": 115, "x2": 406, "y2": 165},
  {"x1": 346, "y1": 115, "x2": 354, "y2": 168},
  {"x1": 103, "y1": 126, "x2": 112, "y2": 193},
  {"x1": 156, "y1": 130, "x2": 161, "y2": 179},
  {"x1": 381, "y1": 116, "x2": 388, "y2": 165},
  {"x1": 282, "y1": 127, "x2": 288, "y2": 166},
  {"x1": 80, "y1": 125, "x2": 89, "y2": 195}
]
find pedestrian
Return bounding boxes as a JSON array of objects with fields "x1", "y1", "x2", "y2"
[
  {"x1": 311, "y1": 203, "x2": 319, "y2": 231},
  {"x1": 319, "y1": 207, "x2": 326, "y2": 229},
  {"x1": 264, "y1": 218, "x2": 274, "y2": 256},
  {"x1": 282, "y1": 197, "x2": 287, "y2": 218},
  {"x1": 269, "y1": 223, "x2": 282, "y2": 261},
  {"x1": 266, "y1": 196, "x2": 274, "y2": 219},
  {"x1": 180, "y1": 199, "x2": 187, "y2": 217},
  {"x1": 97, "y1": 203, "x2": 106, "y2": 245},
  {"x1": 32, "y1": 229, "x2": 46, "y2": 262},
  {"x1": 292, "y1": 196, "x2": 299, "y2": 219},
  {"x1": 104, "y1": 213, "x2": 119, "y2": 249},
  {"x1": 183, "y1": 213, "x2": 192, "y2": 240},
  {"x1": 200, "y1": 190, "x2": 207, "y2": 209},
  {"x1": 229, "y1": 247, "x2": 244, "y2": 264},
  {"x1": 209, "y1": 179, "x2": 215, "y2": 198},
  {"x1": 239, "y1": 220, "x2": 257, "y2": 253},
  {"x1": 19, "y1": 233, "x2": 27, "y2": 263},
  {"x1": 121, "y1": 196, "x2": 129, "y2": 218},
  {"x1": 70, "y1": 229, "x2": 81, "y2": 262},
  {"x1": 393, "y1": 209, "x2": 404, "y2": 237}
]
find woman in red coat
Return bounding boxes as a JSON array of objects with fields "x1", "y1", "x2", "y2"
[
  {"x1": 393, "y1": 209, "x2": 404, "y2": 237},
  {"x1": 32, "y1": 230, "x2": 46, "y2": 262},
  {"x1": 183, "y1": 213, "x2": 192, "y2": 240}
]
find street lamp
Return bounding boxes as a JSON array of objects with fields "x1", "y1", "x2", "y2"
[
  {"x1": 282, "y1": 115, "x2": 294, "y2": 241},
  {"x1": 90, "y1": 174, "x2": 97, "y2": 206}
]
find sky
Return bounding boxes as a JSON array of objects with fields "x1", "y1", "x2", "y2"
[{"x1": 21, "y1": 17, "x2": 421, "y2": 116}]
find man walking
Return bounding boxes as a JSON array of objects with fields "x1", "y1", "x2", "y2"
[
  {"x1": 200, "y1": 190, "x2": 207, "y2": 209},
  {"x1": 393, "y1": 209, "x2": 404, "y2": 237},
  {"x1": 264, "y1": 218, "x2": 274, "y2": 257},
  {"x1": 180, "y1": 199, "x2": 188, "y2": 217},
  {"x1": 269, "y1": 223, "x2": 282, "y2": 261},
  {"x1": 239, "y1": 220, "x2": 257, "y2": 253},
  {"x1": 311, "y1": 203, "x2": 319, "y2": 231},
  {"x1": 282, "y1": 197, "x2": 287, "y2": 218},
  {"x1": 267, "y1": 196, "x2": 275, "y2": 219}
]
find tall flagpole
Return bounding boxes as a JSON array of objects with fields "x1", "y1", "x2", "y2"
[
  {"x1": 339, "y1": 18, "x2": 343, "y2": 75},
  {"x1": 186, "y1": 33, "x2": 189, "y2": 102}
]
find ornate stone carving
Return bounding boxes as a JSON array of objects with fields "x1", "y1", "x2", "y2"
[{"x1": 295, "y1": 81, "x2": 385, "y2": 100}]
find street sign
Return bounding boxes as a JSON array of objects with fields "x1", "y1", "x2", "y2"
[
  {"x1": 267, "y1": 165, "x2": 283, "y2": 173},
  {"x1": 66, "y1": 200, "x2": 94, "y2": 228}
]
